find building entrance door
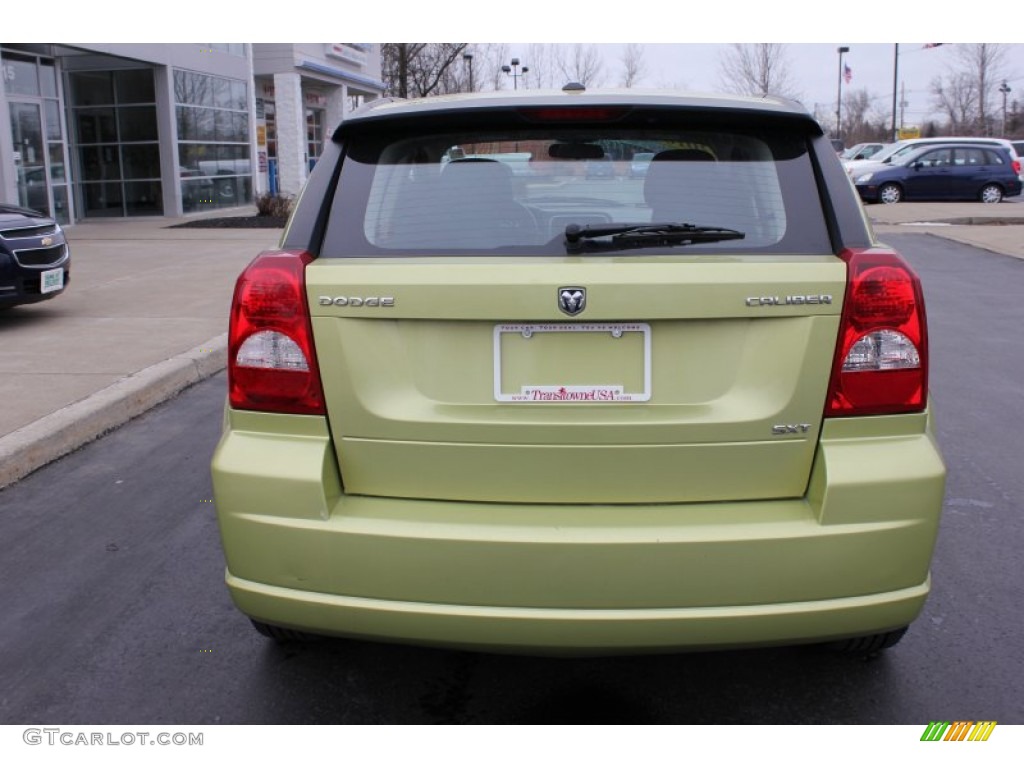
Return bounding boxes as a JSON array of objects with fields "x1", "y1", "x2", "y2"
[{"x1": 9, "y1": 102, "x2": 50, "y2": 216}]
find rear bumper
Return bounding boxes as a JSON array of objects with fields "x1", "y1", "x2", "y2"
[
  {"x1": 212, "y1": 409, "x2": 946, "y2": 654},
  {"x1": 227, "y1": 571, "x2": 929, "y2": 655}
]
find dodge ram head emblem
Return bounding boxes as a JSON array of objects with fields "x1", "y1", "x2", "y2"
[{"x1": 558, "y1": 287, "x2": 586, "y2": 316}]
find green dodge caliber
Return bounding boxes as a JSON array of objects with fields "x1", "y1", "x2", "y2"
[{"x1": 211, "y1": 87, "x2": 946, "y2": 655}]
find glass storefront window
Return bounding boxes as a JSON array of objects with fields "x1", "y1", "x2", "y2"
[
  {"x1": 122, "y1": 145, "x2": 161, "y2": 179},
  {"x1": 44, "y1": 100, "x2": 62, "y2": 141},
  {"x1": 125, "y1": 181, "x2": 162, "y2": 215},
  {"x1": 118, "y1": 106, "x2": 158, "y2": 142},
  {"x1": 230, "y1": 80, "x2": 247, "y2": 111},
  {"x1": 175, "y1": 68, "x2": 252, "y2": 212},
  {"x1": 115, "y1": 69, "x2": 155, "y2": 104},
  {"x1": 264, "y1": 101, "x2": 277, "y2": 159},
  {"x1": 70, "y1": 71, "x2": 114, "y2": 106},
  {"x1": 80, "y1": 182, "x2": 124, "y2": 218},
  {"x1": 40, "y1": 62, "x2": 57, "y2": 98},
  {"x1": 52, "y1": 186, "x2": 70, "y2": 225},
  {"x1": 80, "y1": 146, "x2": 122, "y2": 181},
  {"x1": 75, "y1": 108, "x2": 118, "y2": 144},
  {"x1": 69, "y1": 68, "x2": 162, "y2": 217},
  {"x1": 306, "y1": 108, "x2": 324, "y2": 166},
  {"x1": 49, "y1": 144, "x2": 66, "y2": 181},
  {"x1": 3, "y1": 53, "x2": 40, "y2": 96}
]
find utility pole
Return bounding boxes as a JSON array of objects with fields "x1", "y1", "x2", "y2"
[
  {"x1": 999, "y1": 81, "x2": 1011, "y2": 136},
  {"x1": 891, "y1": 44, "x2": 899, "y2": 142},
  {"x1": 900, "y1": 82, "x2": 908, "y2": 134}
]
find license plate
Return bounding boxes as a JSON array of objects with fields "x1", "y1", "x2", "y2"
[
  {"x1": 40, "y1": 268, "x2": 64, "y2": 294},
  {"x1": 494, "y1": 322, "x2": 651, "y2": 402}
]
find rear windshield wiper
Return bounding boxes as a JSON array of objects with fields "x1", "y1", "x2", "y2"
[{"x1": 564, "y1": 222, "x2": 745, "y2": 254}]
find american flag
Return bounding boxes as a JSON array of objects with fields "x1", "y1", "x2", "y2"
[{"x1": 843, "y1": 63, "x2": 852, "y2": 84}]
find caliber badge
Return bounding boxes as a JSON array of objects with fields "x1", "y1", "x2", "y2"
[{"x1": 558, "y1": 286, "x2": 586, "y2": 316}]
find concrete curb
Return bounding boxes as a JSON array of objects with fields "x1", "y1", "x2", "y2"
[{"x1": 0, "y1": 335, "x2": 228, "y2": 490}]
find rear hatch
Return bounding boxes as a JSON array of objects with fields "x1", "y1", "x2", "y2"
[
  {"x1": 308, "y1": 258, "x2": 844, "y2": 503},
  {"x1": 305, "y1": 102, "x2": 847, "y2": 504}
]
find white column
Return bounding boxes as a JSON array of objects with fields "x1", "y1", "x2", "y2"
[
  {"x1": 273, "y1": 72, "x2": 306, "y2": 197},
  {"x1": 326, "y1": 83, "x2": 347, "y2": 135},
  {"x1": 0, "y1": 67, "x2": 18, "y2": 204},
  {"x1": 153, "y1": 66, "x2": 182, "y2": 216}
]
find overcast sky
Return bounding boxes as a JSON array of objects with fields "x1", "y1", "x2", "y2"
[
  {"x1": 27, "y1": 1, "x2": 1024, "y2": 131},
  {"x1": 496, "y1": 43, "x2": 1024, "y2": 129}
]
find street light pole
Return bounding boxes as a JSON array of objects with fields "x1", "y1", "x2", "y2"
[
  {"x1": 463, "y1": 52, "x2": 474, "y2": 93},
  {"x1": 999, "y1": 81, "x2": 1011, "y2": 136},
  {"x1": 501, "y1": 58, "x2": 529, "y2": 90},
  {"x1": 836, "y1": 46, "x2": 850, "y2": 143}
]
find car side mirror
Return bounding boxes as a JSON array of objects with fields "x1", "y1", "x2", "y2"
[{"x1": 912, "y1": 161, "x2": 924, "y2": 170}]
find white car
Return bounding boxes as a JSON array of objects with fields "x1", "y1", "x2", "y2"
[{"x1": 841, "y1": 143, "x2": 888, "y2": 161}]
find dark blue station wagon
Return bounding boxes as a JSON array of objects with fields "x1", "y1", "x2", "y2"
[{"x1": 853, "y1": 144, "x2": 1023, "y2": 204}]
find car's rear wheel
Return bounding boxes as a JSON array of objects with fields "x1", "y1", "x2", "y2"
[
  {"x1": 878, "y1": 183, "x2": 903, "y2": 204},
  {"x1": 827, "y1": 626, "x2": 908, "y2": 655},
  {"x1": 979, "y1": 184, "x2": 1003, "y2": 204}
]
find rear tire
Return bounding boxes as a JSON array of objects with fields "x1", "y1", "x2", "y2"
[
  {"x1": 979, "y1": 184, "x2": 1003, "y2": 204},
  {"x1": 827, "y1": 626, "x2": 908, "y2": 655},
  {"x1": 878, "y1": 183, "x2": 902, "y2": 204}
]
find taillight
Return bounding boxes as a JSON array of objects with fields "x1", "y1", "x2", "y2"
[
  {"x1": 825, "y1": 247, "x2": 928, "y2": 417},
  {"x1": 228, "y1": 249, "x2": 325, "y2": 415},
  {"x1": 1013, "y1": 158, "x2": 1021, "y2": 176}
]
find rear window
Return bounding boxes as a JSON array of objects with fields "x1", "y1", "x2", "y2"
[{"x1": 322, "y1": 120, "x2": 832, "y2": 257}]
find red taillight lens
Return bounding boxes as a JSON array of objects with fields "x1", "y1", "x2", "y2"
[
  {"x1": 825, "y1": 248, "x2": 928, "y2": 417},
  {"x1": 1013, "y1": 159, "x2": 1021, "y2": 176},
  {"x1": 228, "y1": 250, "x2": 325, "y2": 415}
]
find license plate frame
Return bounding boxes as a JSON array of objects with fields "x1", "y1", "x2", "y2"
[{"x1": 493, "y1": 322, "x2": 651, "y2": 403}]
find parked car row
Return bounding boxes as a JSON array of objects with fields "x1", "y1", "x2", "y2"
[
  {"x1": 842, "y1": 136, "x2": 1022, "y2": 204},
  {"x1": 852, "y1": 142, "x2": 1022, "y2": 204}
]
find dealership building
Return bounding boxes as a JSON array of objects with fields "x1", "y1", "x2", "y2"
[{"x1": 0, "y1": 43, "x2": 384, "y2": 224}]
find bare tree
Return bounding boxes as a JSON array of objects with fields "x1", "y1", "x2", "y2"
[
  {"x1": 930, "y1": 72, "x2": 979, "y2": 134},
  {"x1": 620, "y1": 43, "x2": 647, "y2": 88},
  {"x1": 522, "y1": 44, "x2": 558, "y2": 90},
  {"x1": 951, "y1": 43, "x2": 1009, "y2": 134},
  {"x1": 381, "y1": 43, "x2": 469, "y2": 98},
  {"x1": 717, "y1": 44, "x2": 799, "y2": 99},
  {"x1": 840, "y1": 89, "x2": 889, "y2": 144},
  {"x1": 555, "y1": 44, "x2": 605, "y2": 88},
  {"x1": 481, "y1": 43, "x2": 511, "y2": 91}
]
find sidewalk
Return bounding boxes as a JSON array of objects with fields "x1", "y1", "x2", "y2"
[
  {"x1": 0, "y1": 214, "x2": 279, "y2": 488},
  {"x1": 1, "y1": 201, "x2": 1022, "y2": 489},
  {"x1": 867, "y1": 200, "x2": 1024, "y2": 260}
]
